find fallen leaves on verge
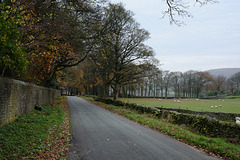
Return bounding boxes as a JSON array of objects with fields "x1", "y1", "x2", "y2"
[{"x1": 35, "y1": 98, "x2": 71, "y2": 160}]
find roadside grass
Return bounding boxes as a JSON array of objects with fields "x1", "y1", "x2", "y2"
[
  {"x1": 0, "y1": 96, "x2": 70, "y2": 160},
  {"x1": 83, "y1": 96, "x2": 240, "y2": 160},
  {"x1": 120, "y1": 98, "x2": 240, "y2": 113}
]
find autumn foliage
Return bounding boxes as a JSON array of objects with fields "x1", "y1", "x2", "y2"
[
  {"x1": 0, "y1": 1, "x2": 28, "y2": 77},
  {"x1": 1, "y1": 0, "x2": 101, "y2": 86},
  {"x1": 17, "y1": 0, "x2": 91, "y2": 86}
]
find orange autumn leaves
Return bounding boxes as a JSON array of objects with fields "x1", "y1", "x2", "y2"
[
  {"x1": 2, "y1": 0, "x2": 85, "y2": 86},
  {"x1": 2, "y1": 0, "x2": 114, "y2": 88}
]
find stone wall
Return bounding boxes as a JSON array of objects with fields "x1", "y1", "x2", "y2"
[
  {"x1": 0, "y1": 77, "x2": 61, "y2": 126},
  {"x1": 155, "y1": 107, "x2": 240, "y2": 121}
]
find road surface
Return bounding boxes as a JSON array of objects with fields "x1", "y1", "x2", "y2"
[{"x1": 67, "y1": 96, "x2": 219, "y2": 160}]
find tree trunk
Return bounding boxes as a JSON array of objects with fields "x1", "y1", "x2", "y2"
[
  {"x1": 177, "y1": 85, "x2": 180, "y2": 98},
  {"x1": 128, "y1": 84, "x2": 130, "y2": 97},
  {"x1": 87, "y1": 85, "x2": 90, "y2": 96},
  {"x1": 114, "y1": 83, "x2": 120, "y2": 100},
  {"x1": 165, "y1": 88, "x2": 168, "y2": 99},
  {"x1": 161, "y1": 87, "x2": 164, "y2": 98},
  {"x1": 145, "y1": 85, "x2": 147, "y2": 97},
  {"x1": 1, "y1": 66, "x2": 6, "y2": 77},
  {"x1": 141, "y1": 86, "x2": 143, "y2": 98},
  {"x1": 153, "y1": 83, "x2": 156, "y2": 98},
  {"x1": 148, "y1": 84, "x2": 151, "y2": 97},
  {"x1": 100, "y1": 75, "x2": 107, "y2": 98}
]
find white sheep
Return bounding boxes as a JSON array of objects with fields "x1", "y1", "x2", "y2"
[
  {"x1": 211, "y1": 106, "x2": 213, "y2": 109},
  {"x1": 219, "y1": 105, "x2": 221, "y2": 108},
  {"x1": 236, "y1": 117, "x2": 240, "y2": 125},
  {"x1": 196, "y1": 99, "x2": 199, "y2": 101},
  {"x1": 177, "y1": 100, "x2": 180, "y2": 103},
  {"x1": 159, "y1": 99, "x2": 161, "y2": 101},
  {"x1": 215, "y1": 105, "x2": 218, "y2": 108}
]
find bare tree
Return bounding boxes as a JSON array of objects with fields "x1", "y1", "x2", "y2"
[
  {"x1": 213, "y1": 75, "x2": 227, "y2": 96},
  {"x1": 194, "y1": 72, "x2": 213, "y2": 98},
  {"x1": 162, "y1": 71, "x2": 174, "y2": 99},
  {"x1": 163, "y1": 0, "x2": 218, "y2": 26},
  {"x1": 170, "y1": 71, "x2": 183, "y2": 98},
  {"x1": 99, "y1": 3, "x2": 155, "y2": 100},
  {"x1": 228, "y1": 72, "x2": 240, "y2": 95},
  {"x1": 183, "y1": 70, "x2": 197, "y2": 97}
]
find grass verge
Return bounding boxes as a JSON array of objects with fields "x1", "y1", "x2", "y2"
[
  {"x1": 0, "y1": 96, "x2": 70, "y2": 160},
  {"x1": 83, "y1": 96, "x2": 240, "y2": 160}
]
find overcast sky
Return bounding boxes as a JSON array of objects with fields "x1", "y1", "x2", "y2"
[{"x1": 110, "y1": 0, "x2": 240, "y2": 72}]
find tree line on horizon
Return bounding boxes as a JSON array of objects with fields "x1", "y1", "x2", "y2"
[{"x1": 64, "y1": 63, "x2": 240, "y2": 99}]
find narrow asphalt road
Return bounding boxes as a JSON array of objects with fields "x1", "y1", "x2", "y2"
[{"x1": 67, "y1": 96, "x2": 219, "y2": 160}]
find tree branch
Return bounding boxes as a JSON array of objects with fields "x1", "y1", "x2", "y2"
[{"x1": 163, "y1": 0, "x2": 218, "y2": 26}]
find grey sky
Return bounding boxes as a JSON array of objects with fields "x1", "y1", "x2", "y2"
[{"x1": 110, "y1": 0, "x2": 240, "y2": 72}]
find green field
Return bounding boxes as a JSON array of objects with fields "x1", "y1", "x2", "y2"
[{"x1": 120, "y1": 98, "x2": 240, "y2": 113}]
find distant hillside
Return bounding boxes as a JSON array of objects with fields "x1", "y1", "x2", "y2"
[{"x1": 205, "y1": 68, "x2": 240, "y2": 78}]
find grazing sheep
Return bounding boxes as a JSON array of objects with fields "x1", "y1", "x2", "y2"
[
  {"x1": 236, "y1": 117, "x2": 240, "y2": 125},
  {"x1": 196, "y1": 99, "x2": 199, "y2": 101},
  {"x1": 177, "y1": 100, "x2": 180, "y2": 103},
  {"x1": 219, "y1": 105, "x2": 221, "y2": 108},
  {"x1": 219, "y1": 99, "x2": 221, "y2": 101},
  {"x1": 211, "y1": 106, "x2": 213, "y2": 109},
  {"x1": 159, "y1": 99, "x2": 161, "y2": 101},
  {"x1": 215, "y1": 105, "x2": 218, "y2": 108},
  {"x1": 174, "y1": 100, "x2": 176, "y2": 103}
]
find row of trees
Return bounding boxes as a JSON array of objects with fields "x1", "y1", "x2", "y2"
[
  {"x1": 1, "y1": 0, "x2": 222, "y2": 100},
  {"x1": 0, "y1": 0, "x2": 158, "y2": 100},
  {"x1": 138, "y1": 70, "x2": 240, "y2": 98},
  {"x1": 66, "y1": 63, "x2": 240, "y2": 99},
  {"x1": 1, "y1": 0, "x2": 103, "y2": 85},
  {"x1": 55, "y1": 3, "x2": 157, "y2": 100}
]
